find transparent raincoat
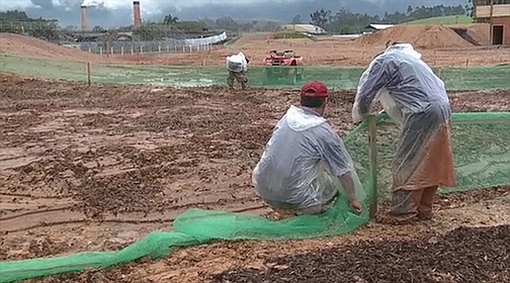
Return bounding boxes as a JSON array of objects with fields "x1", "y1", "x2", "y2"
[
  {"x1": 252, "y1": 106, "x2": 366, "y2": 210},
  {"x1": 352, "y1": 43, "x2": 456, "y2": 191},
  {"x1": 226, "y1": 52, "x2": 248, "y2": 73}
]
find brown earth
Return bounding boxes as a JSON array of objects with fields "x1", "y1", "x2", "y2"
[
  {"x1": 2, "y1": 26, "x2": 509, "y2": 68},
  {"x1": 0, "y1": 72, "x2": 509, "y2": 282},
  {"x1": 0, "y1": 33, "x2": 116, "y2": 63},
  {"x1": 212, "y1": 224, "x2": 510, "y2": 283},
  {"x1": 355, "y1": 25, "x2": 472, "y2": 49}
]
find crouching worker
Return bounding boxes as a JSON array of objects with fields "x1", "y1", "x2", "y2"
[
  {"x1": 252, "y1": 81, "x2": 365, "y2": 218},
  {"x1": 226, "y1": 52, "x2": 249, "y2": 91},
  {"x1": 352, "y1": 43, "x2": 456, "y2": 223}
]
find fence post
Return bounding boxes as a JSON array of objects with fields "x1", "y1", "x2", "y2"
[
  {"x1": 121, "y1": 46, "x2": 124, "y2": 56},
  {"x1": 86, "y1": 62, "x2": 91, "y2": 86},
  {"x1": 110, "y1": 47, "x2": 113, "y2": 56},
  {"x1": 131, "y1": 46, "x2": 134, "y2": 55},
  {"x1": 166, "y1": 45, "x2": 169, "y2": 52},
  {"x1": 158, "y1": 45, "x2": 161, "y2": 53},
  {"x1": 189, "y1": 45, "x2": 192, "y2": 53},
  {"x1": 368, "y1": 114, "x2": 378, "y2": 219},
  {"x1": 99, "y1": 47, "x2": 103, "y2": 57}
]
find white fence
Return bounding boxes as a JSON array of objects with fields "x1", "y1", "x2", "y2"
[{"x1": 73, "y1": 32, "x2": 229, "y2": 56}]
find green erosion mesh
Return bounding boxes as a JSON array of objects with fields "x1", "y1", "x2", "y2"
[
  {"x1": 1, "y1": 112, "x2": 509, "y2": 283},
  {"x1": 1, "y1": 54, "x2": 509, "y2": 90}
]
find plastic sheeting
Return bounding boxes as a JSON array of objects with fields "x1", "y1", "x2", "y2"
[
  {"x1": 80, "y1": 32, "x2": 228, "y2": 54},
  {"x1": 352, "y1": 43, "x2": 455, "y2": 192},
  {"x1": 226, "y1": 52, "x2": 248, "y2": 73},
  {"x1": 184, "y1": 32, "x2": 228, "y2": 46},
  {"x1": 253, "y1": 106, "x2": 366, "y2": 211}
]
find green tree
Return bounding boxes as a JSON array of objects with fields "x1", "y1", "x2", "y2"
[
  {"x1": 215, "y1": 16, "x2": 238, "y2": 31},
  {"x1": 163, "y1": 14, "x2": 179, "y2": 25},
  {"x1": 407, "y1": 5, "x2": 413, "y2": 14},
  {"x1": 291, "y1": 15, "x2": 302, "y2": 24},
  {"x1": 92, "y1": 25, "x2": 106, "y2": 32},
  {"x1": 29, "y1": 21, "x2": 60, "y2": 40},
  {"x1": 310, "y1": 9, "x2": 331, "y2": 28}
]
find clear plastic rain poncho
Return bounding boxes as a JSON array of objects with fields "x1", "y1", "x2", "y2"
[
  {"x1": 226, "y1": 52, "x2": 248, "y2": 73},
  {"x1": 252, "y1": 106, "x2": 366, "y2": 210},
  {"x1": 352, "y1": 43, "x2": 455, "y2": 191}
]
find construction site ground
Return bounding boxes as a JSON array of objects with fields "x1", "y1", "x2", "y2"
[
  {"x1": 0, "y1": 72, "x2": 509, "y2": 283},
  {"x1": 0, "y1": 28, "x2": 509, "y2": 282},
  {"x1": 1, "y1": 25, "x2": 509, "y2": 68}
]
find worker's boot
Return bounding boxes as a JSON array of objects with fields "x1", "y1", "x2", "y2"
[
  {"x1": 378, "y1": 189, "x2": 421, "y2": 225},
  {"x1": 418, "y1": 186, "x2": 438, "y2": 221}
]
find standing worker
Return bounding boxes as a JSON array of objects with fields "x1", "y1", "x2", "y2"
[
  {"x1": 253, "y1": 81, "x2": 365, "y2": 218},
  {"x1": 226, "y1": 52, "x2": 250, "y2": 91},
  {"x1": 352, "y1": 43, "x2": 456, "y2": 223}
]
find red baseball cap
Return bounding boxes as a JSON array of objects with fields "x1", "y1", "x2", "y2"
[{"x1": 301, "y1": 81, "x2": 329, "y2": 98}]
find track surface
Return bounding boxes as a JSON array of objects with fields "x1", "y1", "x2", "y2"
[{"x1": 0, "y1": 73, "x2": 509, "y2": 282}]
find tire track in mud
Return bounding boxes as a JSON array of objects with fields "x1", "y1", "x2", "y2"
[{"x1": 1, "y1": 201, "x2": 267, "y2": 233}]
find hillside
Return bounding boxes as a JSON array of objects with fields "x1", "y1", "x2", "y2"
[
  {"x1": 0, "y1": 33, "x2": 104, "y2": 62},
  {"x1": 403, "y1": 15, "x2": 473, "y2": 25}
]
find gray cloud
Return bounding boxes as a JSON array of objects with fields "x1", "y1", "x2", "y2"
[{"x1": 29, "y1": 0, "x2": 54, "y2": 9}]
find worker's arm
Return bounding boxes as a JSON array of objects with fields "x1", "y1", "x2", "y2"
[
  {"x1": 353, "y1": 56, "x2": 396, "y2": 120},
  {"x1": 338, "y1": 171, "x2": 357, "y2": 202},
  {"x1": 317, "y1": 125, "x2": 358, "y2": 198}
]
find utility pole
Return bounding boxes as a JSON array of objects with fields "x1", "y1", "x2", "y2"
[{"x1": 489, "y1": 0, "x2": 494, "y2": 45}]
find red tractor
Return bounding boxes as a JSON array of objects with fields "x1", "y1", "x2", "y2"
[{"x1": 263, "y1": 50, "x2": 304, "y2": 85}]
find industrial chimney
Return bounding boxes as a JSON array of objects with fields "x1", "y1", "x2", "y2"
[
  {"x1": 80, "y1": 5, "x2": 88, "y2": 32},
  {"x1": 133, "y1": 1, "x2": 142, "y2": 28}
]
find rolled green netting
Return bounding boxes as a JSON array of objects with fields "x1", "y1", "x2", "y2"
[{"x1": 1, "y1": 112, "x2": 509, "y2": 283}]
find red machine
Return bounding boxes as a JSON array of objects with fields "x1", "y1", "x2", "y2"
[{"x1": 263, "y1": 50, "x2": 304, "y2": 84}]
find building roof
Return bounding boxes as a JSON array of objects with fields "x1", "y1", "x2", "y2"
[
  {"x1": 281, "y1": 24, "x2": 326, "y2": 33},
  {"x1": 364, "y1": 24, "x2": 394, "y2": 30}
]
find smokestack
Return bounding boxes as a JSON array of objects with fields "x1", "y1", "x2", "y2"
[
  {"x1": 133, "y1": 1, "x2": 142, "y2": 28},
  {"x1": 81, "y1": 5, "x2": 88, "y2": 32}
]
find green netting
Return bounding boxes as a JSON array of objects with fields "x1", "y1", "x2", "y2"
[
  {"x1": 1, "y1": 112, "x2": 509, "y2": 283},
  {"x1": 1, "y1": 54, "x2": 509, "y2": 90}
]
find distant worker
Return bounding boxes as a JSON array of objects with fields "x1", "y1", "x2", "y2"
[
  {"x1": 352, "y1": 42, "x2": 456, "y2": 223},
  {"x1": 253, "y1": 81, "x2": 365, "y2": 218},
  {"x1": 226, "y1": 52, "x2": 250, "y2": 91}
]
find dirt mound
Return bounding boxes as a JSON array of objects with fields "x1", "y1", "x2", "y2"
[
  {"x1": 213, "y1": 224, "x2": 510, "y2": 283},
  {"x1": 449, "y1": 23, "x2": 490, "y2": 45},
  {"x1": 356, "y1": 25, "x2": 474, "y2": 49},
  {"x1": 0, "y1": 33, "x2": 103, "y2": 62}
]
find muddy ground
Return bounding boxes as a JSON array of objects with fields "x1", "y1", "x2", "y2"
[
  {"x1": 1, "y1": 32, "x2": 509, "y2": 67},
  {"x1": 0, "y1": 72, "x2": 509, "y2": 282},
  {"x1": 212, "y1": 224, "x2": 510, "y2": 283}
]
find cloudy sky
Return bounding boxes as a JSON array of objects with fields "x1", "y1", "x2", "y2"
[{"x1": 0, "y1": 0, "x2": 467, "y2": 28}]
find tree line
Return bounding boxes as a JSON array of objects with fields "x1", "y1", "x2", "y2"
[
  {"x1": 306, "y1": 4, "x2": 467, "y2": 34},
  {"x1": 0, "y1": 3, "x2": 470, "y2": 41}
]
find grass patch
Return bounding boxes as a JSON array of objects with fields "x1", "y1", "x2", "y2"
[
  {"x1": 273, "y1": 32, "x2": 309, "y2": 39},
  {"x1": 402, "y1": 15, "x2": 473, "y2": 25}
]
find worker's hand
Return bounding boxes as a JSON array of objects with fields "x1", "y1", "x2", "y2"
[{"x1": 349, "y1": 200, "x2": 363, "y2": 215}]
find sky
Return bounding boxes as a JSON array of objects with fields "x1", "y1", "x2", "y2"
[{"x1": 0, "y1": 0, "x2": 467, "y2": 28}]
